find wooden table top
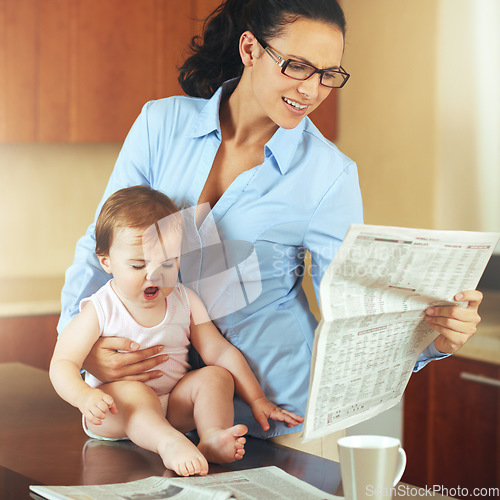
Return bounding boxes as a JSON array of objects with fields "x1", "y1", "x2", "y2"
[
  {"x1": 0, "y1": 363, "x2": 455, "y2": 499},
  {"x1": 0, "y1": 363, "x2": 341, "y2": 498}
]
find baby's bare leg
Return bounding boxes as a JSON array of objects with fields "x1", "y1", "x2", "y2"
[
  {"x1": 167, "y1": 366, "x2": 247, "y2": 463},
  {"x1": 86, "y1": 381, "x2": 208, "y2": 476}
]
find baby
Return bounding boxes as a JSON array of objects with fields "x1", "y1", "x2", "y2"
[{"x1": 50, "y1": 185, "x2": 303, "y2": 476}]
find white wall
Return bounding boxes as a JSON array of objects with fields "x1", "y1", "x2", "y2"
[
  {"x1": 435, "y1": 0, "x2": 500, "y2": 237},
  {"x1": 0, "y1": 144, "x2": 118, "y2": 278},
  {"x1": 336, "y1": 0, "x2": 439, "y2": 231}
]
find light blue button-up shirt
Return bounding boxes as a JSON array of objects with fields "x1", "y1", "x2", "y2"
[{"x1": 59, "y1": 81, "x2": 446, "y2": 438}]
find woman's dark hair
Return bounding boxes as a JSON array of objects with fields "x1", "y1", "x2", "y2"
[{"x1": 178, "y1": 0, "x2": 346, "y2": 99}]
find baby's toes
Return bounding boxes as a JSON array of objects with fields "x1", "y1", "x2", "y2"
[
  {"x1": 175, "y1": 462, "x2": 190, "y2": 477},
  {"x1": 198, "y1": 458, "x2": 209, "y2": 476},
  {"x1": 186, "y1": 460, "x2": 198, "y2": 476},
  {"x1": 185, "y1": 457, "x2": 207, "y2": 476},
  {"x1": 190, "y1": 458, "x2": 205, "y2": 475}
]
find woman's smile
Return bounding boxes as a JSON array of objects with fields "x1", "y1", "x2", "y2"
[{"x1": 282, "y1": 97, "x2": 309, "y2": 111}]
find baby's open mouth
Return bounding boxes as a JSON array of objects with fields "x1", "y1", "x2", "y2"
[{"x1": 144, "y1": 286, "x2": 159, "y2": 300}]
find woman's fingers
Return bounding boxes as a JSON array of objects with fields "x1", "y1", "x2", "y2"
[
  {"x1": 114, "y1": 346, "x2": 168, "y2": 379},
  {"x1": 425, "y1": 310, "x2": 480, "y2": 335},
  {"x1": 456, "y1": 289, "x2": 483, "y2": 309},
  {"x1": 83, "y1": 337, "x2": 168, "y2": 382},
  {"x1": 97, "y1": 336, "x2": 141, "y2": 352},
  {"x1": 425, "y1": 290, "x2": 482, "y2": 330},
  {"x1": 425, "y1": 289, "x2": 483, "y2": 353}
]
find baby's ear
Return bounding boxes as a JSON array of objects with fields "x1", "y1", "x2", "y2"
[{"x1": 98, "y1": 254, "x2": 112, "y2": 274}]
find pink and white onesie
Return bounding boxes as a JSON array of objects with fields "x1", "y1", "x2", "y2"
[{"x1": 81, "y1": 280, "x2": 191, "y2": 439}]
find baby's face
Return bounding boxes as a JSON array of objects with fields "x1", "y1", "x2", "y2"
[{"x1": 106, "y1": 225, "x2": 181, "y2": 307}]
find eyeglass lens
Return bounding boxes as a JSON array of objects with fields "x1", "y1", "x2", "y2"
[{"x1": 284, "y1": 61, "x2": 347, "y2": 88}]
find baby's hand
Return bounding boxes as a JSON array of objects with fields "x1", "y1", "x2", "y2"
[
  {"x1": 250, "y1": 397, "x2": 304, "y2": 431},
  {"x1": 77, "y1": 387, "x2": 117, "y2": 426}
]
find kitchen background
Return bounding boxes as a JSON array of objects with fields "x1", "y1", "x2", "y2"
[
  {"x1": 1, "y1": 0, "x2": 498, "y2": 282},
  {"x1": 1, "y1": 0, "x2": 499, "y2": 496}
]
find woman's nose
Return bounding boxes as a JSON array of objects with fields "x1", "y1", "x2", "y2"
[{"x1": 297, "y1": 73, "x2": 321, "y2": 100}]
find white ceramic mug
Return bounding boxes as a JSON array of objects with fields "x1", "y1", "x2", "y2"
[{"x1": 337, "y1": 435, "x2": 407, "y2": 500}]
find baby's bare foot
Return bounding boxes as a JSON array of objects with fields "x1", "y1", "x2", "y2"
[
  {"x1": 198, "y1": 424, "x2": 247, "y2": 463},
  {"x1": 158, "y1": 435, "x2": 209, "y2": 476}
]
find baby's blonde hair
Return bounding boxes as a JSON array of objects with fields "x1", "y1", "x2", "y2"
[{"x1": 95, "y1": 186, "x2": 180, "y2": 256}]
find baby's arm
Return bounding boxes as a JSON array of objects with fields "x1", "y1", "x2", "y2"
[
  {"x1": 49, "y1": 302, "x2": 117, "y2": 425},
  {"x1": 186, "y1": 288, "x2": 304, "y2": 431}
]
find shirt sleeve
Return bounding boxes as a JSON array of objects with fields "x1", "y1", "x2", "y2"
[
  {"x1": 303, "y1": 160, "x2": 364, "y2": 302},
  {"x1": 57, "y1": 102, "x2": 154, "y2": 333},
  {"x1": 413, "y1": 342, "x2": 452, "y2": 371}
]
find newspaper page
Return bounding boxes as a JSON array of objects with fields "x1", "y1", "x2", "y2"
[
  {"x1": 302, "y1": 224, "x2": 500, "y2": 441},
  {"x1": 30, "y1": 466, "x2": 340, "y2": 500},
  {"x1": 30, "y1": 476, "x2": 233, "y2": 500},
  {"x1": 170, "y1": 466, "x2": 340, "y2": 499}
]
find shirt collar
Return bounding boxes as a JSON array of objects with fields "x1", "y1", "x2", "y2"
[
  {"x1": 186, "y1": 80, "x2": 238, "y2": 139},
  {"x1": 187, "y1": 79, "x2": 306, "y2": 175},
  {"x1": 265, "y1": 121, "x2": 304, "y2": 175}
]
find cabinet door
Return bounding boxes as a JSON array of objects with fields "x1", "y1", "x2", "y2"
[
  {"x1": 0, "y1": 0, "x2": 38, "y2": 141},
  {"x1": 0, "y1": 315, "x2": 59, "y2": 371},
  {"x1": 403, "y1": 356, "x2": 500, "y2": 498},
  {"x1": 0, "y1": 0, "x2": 195, "y2": 142},
  {"x1": 309, "y1": 93, "x2": 338, "y2": 143},
  {"x1": 65, "y1": 0, "x2": 194, "y2": 142}
]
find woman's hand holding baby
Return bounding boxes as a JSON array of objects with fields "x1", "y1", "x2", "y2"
[
  {"x1": 250, "y1": 397, "x2": 304, "y2": 431},
  {"x1": 83, "y1": 337, "x2": 168, "y2": 383}
]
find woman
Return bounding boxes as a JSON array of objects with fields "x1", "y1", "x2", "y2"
[{"x1": 59, "y1": 0, "x2": 482, "y2": 458}]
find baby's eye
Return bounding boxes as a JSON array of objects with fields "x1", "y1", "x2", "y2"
[
  {"x1": 162, "y1": 263, "x2": 174, "y2": 269},
  {"x1": 132, "y1": 265, "x2": 146, "y2": 270}
]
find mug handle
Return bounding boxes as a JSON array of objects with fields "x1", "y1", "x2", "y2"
[{"x1": 392, "y1": 447, "x2": 407, "y2": 486}]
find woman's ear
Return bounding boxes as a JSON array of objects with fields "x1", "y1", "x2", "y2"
[
  {"x1": 98, "y1": 254, "x2": 112, "y2": 274},
  {"x1": 239, "y1": 31, "x2": 261, "y2": 68}
]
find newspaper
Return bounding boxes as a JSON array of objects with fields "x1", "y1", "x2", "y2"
[
  {"x1": 302, "y1": 224, "x2": 500, "y2": 441},
  {"x1": 170, "y1": 466, "x2": 340, "y2": 499},
  {"x1": 30, "y1": 476, "x2": 228, "y2": 500},
  {"x1": 30, "y1": 466, "x2": 340, "y2": 500}
]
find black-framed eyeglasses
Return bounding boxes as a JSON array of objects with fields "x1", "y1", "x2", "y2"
[{"x1": 256, "y1": 38, "x2": 350, "y2": 89}]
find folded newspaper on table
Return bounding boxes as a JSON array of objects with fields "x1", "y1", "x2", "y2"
[
  {"x1": 30, "y1": 465, "x2": 340, "y2": 499},
  {"x1": 302, "y1": 224, "x2": 499, "y2": 442}
]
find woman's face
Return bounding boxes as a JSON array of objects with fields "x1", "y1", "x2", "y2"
[{"x1": 250, "y1": 17, "x2": 345, "y2": 129}]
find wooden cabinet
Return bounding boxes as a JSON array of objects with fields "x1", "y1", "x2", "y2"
[
  {"x1": 0, "y1": 0, "x2": 337, "y2": 143},
  {"x1": 403, "y1": 356, "x2": 500, "y2": 499},
  {"x1": 1, "y1": 0, "x2": 199, "y2": 142},
  {"x1": 0, "y1": 314, "x2": 59, "y2": 371}
]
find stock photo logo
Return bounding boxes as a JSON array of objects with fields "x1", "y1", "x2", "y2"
[{"x1": 142, "y1": 204, "x2": 263, "y2": 323}]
